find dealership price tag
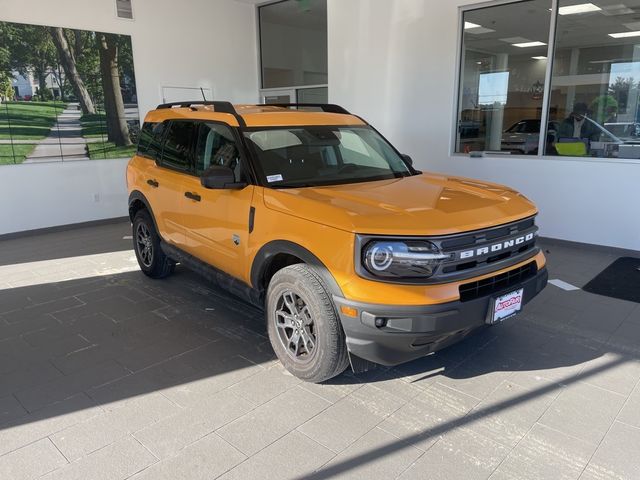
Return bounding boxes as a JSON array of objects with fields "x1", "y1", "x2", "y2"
[{"x1": 489, "y1": 288, "x2": 524, "y2": 324}]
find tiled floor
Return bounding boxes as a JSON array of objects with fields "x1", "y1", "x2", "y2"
[{"x1": 0, "y1": 222, "x2": 639, "y2": 479}]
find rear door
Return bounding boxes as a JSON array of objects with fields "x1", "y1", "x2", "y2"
[{"x1": 149, "y1": 120, "x2": 197, "y2": 247}]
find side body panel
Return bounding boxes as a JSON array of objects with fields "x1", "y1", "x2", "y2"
[{"x1": 179, "y1": 177, "x2": 256, "y2": 281}]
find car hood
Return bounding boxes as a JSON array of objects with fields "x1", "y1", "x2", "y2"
[
  {"x1": 262, "y1": 173, "x2": 537, "y2": 236},
  {"x1": 502, "y1": 132, "x2": 530, "y2": 143}
]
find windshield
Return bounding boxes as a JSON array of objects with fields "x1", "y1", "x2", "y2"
[
  {"x1": 243, "y1": 126, "x2": 412, "y2": 188},
  {"x1": 604, "y1": 123, "x2": 638, "y2": 138}
]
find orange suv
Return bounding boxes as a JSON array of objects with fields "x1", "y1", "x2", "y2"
[{"x1": 127, "y1": 101, "x2": 547, "y2": 382}]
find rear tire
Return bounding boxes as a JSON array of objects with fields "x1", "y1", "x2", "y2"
[
  {"x1": 266, "y1": 264, "x2": 349, "y2": 383},
  {"x1": 132, "y1": 209, "x2": 175, "y2": 279}
]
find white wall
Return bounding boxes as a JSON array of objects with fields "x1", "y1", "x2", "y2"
[
  {"x1": 328, "y1": 0, "x2": 640, "y2": 251},
  {"x1": 0, "y1": 0, "x2": 259, "y2": 235}
]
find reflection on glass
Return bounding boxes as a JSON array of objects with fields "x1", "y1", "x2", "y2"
[
  {"x1": 297, "y1": 87, "x2": 329, "y2": 103},
  {"x1": 546, "y1": 0, "x2": 640, "y2": 159},
  {"x1": 456, "y1": 0, "x2": 552, "y2": 155},
  {"x1": 259, "y1": 0, "x2": 328, "y2": 89}
]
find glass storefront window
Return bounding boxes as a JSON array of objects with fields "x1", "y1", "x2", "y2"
[
  {"x1": 259, "y1": 0, "x2": 328, "y2": 89},
  {"x1": 456, "y1": 0, "x2": 552, "y2": 155},
  {"x1": 457, "y1": 0, "x2": 640, "y2": 161},
  {"x1": 546, "y1": 0, "x2": 640, "y2": 159}
]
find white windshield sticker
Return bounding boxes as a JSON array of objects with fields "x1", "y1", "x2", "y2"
[{"x1": 267, "y1": 174, "x2": 284, "y2": 183}]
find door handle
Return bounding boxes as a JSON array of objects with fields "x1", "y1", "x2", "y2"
[
  {"x1": 184, "y1": 191, "x2": 201, "y2": 202},
  {"x1": 147, "y1": 179, "x2": 159, "y2": 188}
]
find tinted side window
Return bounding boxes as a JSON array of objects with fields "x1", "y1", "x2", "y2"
[
  {"x1": 137, "y1": 122, "x2": 165, "y2": 160},
  {"x1": 195, "y1": 123, "x2": 241, "y2": 180},
  {"x1": 161, "y1": 121, "x2": 196, "y2": 171}
]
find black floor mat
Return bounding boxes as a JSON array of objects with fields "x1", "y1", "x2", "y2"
[{"x1": 583, "y1": 257, "x2": 640, "y2": 303}]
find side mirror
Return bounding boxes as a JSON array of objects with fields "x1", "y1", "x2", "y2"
[
  {"x1": 201, "y1": 165, "x2": 246, "y2": 190},
  {"x1": 400, "y1": 154, "x2": 413, "y2": 166}
]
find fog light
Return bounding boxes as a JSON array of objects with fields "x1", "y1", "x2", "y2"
[{"x1": 375, "y1": 317, "x2": 387, "y2": 328}]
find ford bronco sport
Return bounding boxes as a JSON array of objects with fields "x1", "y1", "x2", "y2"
[{"x1": 127, "y1": 101, "x2": 548, "y2": 383}]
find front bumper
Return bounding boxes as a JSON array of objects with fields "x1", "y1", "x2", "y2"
[{"x1": 334, "y1": 266, "x2": 548, "y2": 366}]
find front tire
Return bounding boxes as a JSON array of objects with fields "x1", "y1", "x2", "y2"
[
  {"x1": 266, "y1": 264, "x2": 349, "y2": 383},
  {"x1": 132, "y1": 209, "x2": 175, "y2": 279}
]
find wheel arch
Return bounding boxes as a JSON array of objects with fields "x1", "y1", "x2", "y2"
[
  {"x1": 128, "y1": 191, "x2": 159, "y2": 232},
  {"x1": 251, "y1": 240, "x2": 344, "y2": 298}
]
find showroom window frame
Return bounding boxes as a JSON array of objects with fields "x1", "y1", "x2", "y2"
[
  {"x1": 255, "y1": 0, "x2": 329, "y2": 103},
  {"x1": 452, "y1": 0, "x2": 640, "y2": 165}
]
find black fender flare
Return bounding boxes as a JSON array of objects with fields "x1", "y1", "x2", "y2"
[
  {"x1": 250, "y1": 240, "x2": 344, "y2": 298},
  {"x1": 128, "y1": 190, "x2": 160, "y2": 232}
]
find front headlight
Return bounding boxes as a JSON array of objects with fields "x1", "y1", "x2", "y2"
[{"x1": 362, "y1": 240, "x2": 451, "y2": 279}]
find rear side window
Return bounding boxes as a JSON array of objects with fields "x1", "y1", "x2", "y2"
[
  {"x1": 137, "y1": 122, "x2": 165, "y2": 160},
  {"x1": 161, "y1": 121, "x2": 196, "y2": 171}
]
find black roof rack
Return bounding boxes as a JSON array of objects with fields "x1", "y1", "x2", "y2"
[
  {"x1": 156, "y1": 100, "x2": 236, "y2": 114},
  {"x1": 259, "y1": 103, "x2": 351, "y2": 115},
  {"x1": 155, "y1": 101, "x2": 246, "y2": 126}
]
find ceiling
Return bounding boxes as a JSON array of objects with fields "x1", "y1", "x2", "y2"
[{"x1": 466, "y1": 0, "x2": 640, "y2": 55}]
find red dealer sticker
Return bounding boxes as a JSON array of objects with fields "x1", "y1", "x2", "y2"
[{"x1": 489, "y1": 288, "x2": 524, "y2": 324}]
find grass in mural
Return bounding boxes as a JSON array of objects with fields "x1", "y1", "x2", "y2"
[
  {"x1": 0, "y1": 144, "x2": 38, "y2": 165},
  {"x1": 0, "y1": 101, "x2": 67, "y2": 140},
  {"x1": 86, "y1": 140, "x2": 136, "y2": 160},
  {"x1": 80, "y1": 112, "x2": 110, "y2": 138}
]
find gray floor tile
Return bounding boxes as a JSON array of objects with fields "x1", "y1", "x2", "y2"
[
  {"x1": 132, "y1": 432, "x2": 245, "y2": 480},
  {"x1": 218, "y1": 430, "x2": 334, "y2": 480},
  {"x1": 465, "y1": 380, "x2": 557, "y2": 449},
  {"x1": 580, "y1": 422, "x2": 640, "y2": 480},
  {"x1": 229, "y1": 363, "x2": 302, "y2": 405},
  {"x1": 50, "y1": 392, "x2": 180, "y2": 461},
  {"x1": 0, "y1": 393, "x2": 104, "y2": 457},
  {"x1": 0, "y1": 394, "x2": 27, "y2": 426},
  {"x1": 617, "y1": 383, "x2": 640, "y2": 429},
  {"x1": 538, "y1": 382, "x2": 626, "y2": 446},
  {"x1": 133, "y1": 389, "x2": 254, "y2": 459},
  {"x1": 492, "y1": 423, "x2": 596, "y2": 480},
  {"x1": 298, "y1": 384, "x2": 404, "y2": 454},
  {"x1": 14, "y1": 359, "x2": 129, "y2": 412},
  {"x1": 0, "y1": 438, "x2": 68, "y2": 480},
  {"x1": 578, "y1": 352, "x2": 640, "y2": 396},
  {"x1": 41, "y1": 435, "x2": 157, "y2": 480},
  {"x1": 400, "y1": 428, "x2": 510, "y2": 480},
  {"x1": 377, "y1": 383, "x2": 479, "y2": 451},
  {"x1": 315, "y1": 427, "x2": 423, "y2": 480},
  {"x1": 217, "y1": 385, "x2": 331, "y2": 456}
]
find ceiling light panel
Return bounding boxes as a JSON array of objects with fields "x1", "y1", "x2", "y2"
[
  {"x1": 513, "y1": 41, "x2": 547, "y2": 47},
  {"x1": 609, "y1": 30, "x2": 640, "y2": 38},
  {"x1": 558, "y1": 3, "x2": 602, "y2": 15}
]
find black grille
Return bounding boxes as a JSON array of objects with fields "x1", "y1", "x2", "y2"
[
  {"x1": 440, "y1": 217, "x2": 535, "y2": 250},
  {"x1": 459, "y1": 262, "x2": 537, "y2": 302}
]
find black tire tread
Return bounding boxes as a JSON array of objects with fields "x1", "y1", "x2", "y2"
[
  {"x1": 133, "y1": 209, "x2": 175, "y2": 279},
  {"x1": 267, "y1": 263, "x2": 349, "y2": 383}
]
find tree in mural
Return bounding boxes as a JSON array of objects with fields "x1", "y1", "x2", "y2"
[
  {"x1": 96, "y1": 32, "x2": 131, "y2": 146},
  {"x1": 49, "y1": 27, "x2": 96, "y2": 115}
]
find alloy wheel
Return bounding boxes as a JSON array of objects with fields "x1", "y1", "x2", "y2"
[
  {"x1": 136, "y1": 223, "x2": 154, "y2": 268},
  {"x1": 274, "y1": 290, "x2": 317, "y2": 362}
]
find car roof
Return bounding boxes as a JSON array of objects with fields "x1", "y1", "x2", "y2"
[{"x1": 144, "y1": 103, "x2": 367, "y2": 128}]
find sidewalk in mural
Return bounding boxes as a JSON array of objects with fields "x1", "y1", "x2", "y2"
[
  {"x1": 0, "y1": 103, "x2": 139, "y2": 163},
  {"x1": 22, "y1": 103, "x2": 89, "y2": 163}
]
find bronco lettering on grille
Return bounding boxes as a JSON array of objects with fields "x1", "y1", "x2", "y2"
[{"x1": 459, "y1": 232, "x2": 535, "y2": 260}]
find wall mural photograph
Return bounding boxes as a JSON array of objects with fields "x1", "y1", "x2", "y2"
[{"x1": 0, "y1": 20, "x2": 139, "y2": 164}]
